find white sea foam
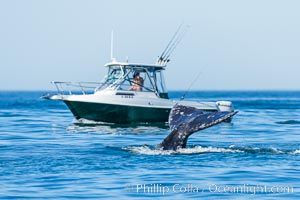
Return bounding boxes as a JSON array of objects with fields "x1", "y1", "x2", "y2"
[
  {"x1": 124, "y1": 145, "x2": 243, "y2": 155},
  {"x1": 124, "y1": 145, "x2": 300, "y2": 155},
  {"x1": 124, "y1": 146, "x2": 174, "y2": 155},
  {"x1": 291, "y1": 149, "x2": 300, "y2": 154},
  {"x1": 73, "y1": 118, "x2": 113, "y2": 125},
  {"x1": 270, "y1": 147, "x2": 284, "y2": 154},
  {"x1": 177, "y1": 146, "x2": 243, "y2": 154}
]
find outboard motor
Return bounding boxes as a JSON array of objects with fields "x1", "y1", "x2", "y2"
[{"x1": 216, "y1": 101, "x2": 234, "y2": 112}]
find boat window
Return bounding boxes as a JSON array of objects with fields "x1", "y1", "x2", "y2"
[
  {"x1": 116, "y1": 68, "x2": 156, "y2": 92},
  {"x1": 105, "y1": 68, "x2": 122, "y2": 85},
  {"x1": 96, "y1": 67, "x2": 123, "y2": 91},
  {"x1": 154, "y1": 70, "x2": 167, "y2": 93}
]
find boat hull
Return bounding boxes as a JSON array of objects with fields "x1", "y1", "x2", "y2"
[
  {"x1": 63, "y1": 100, "x2": 171, "y2": 124},
  {"x1": 44, "y1": 91, "x2": 234, "y2": 124}
]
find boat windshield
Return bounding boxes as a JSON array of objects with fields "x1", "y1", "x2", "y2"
[
  {"x1": 95, "y1": 65, "x2": 168, "y2": 97},
  {"x1": 114, "y1": 67, "x2": 156, "y2": 92},
  {"x1": 94, "y1": 67, "x2": 122, "y2": 91}
]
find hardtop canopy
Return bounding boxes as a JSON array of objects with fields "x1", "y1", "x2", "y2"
[{"x1": 104, "y1": 61, "x2": 166, "y2": 71}]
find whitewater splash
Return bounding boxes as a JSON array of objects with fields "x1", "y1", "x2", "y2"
[
  {"x1": 124, "y1": 145, "x2": 300, "y2": 155},
  {"x1": 293, "y1": 149, "x2": 300, "y2": 154},
  {"x1": 124, "y1": 145, "x2": 244, "y2": 155}
]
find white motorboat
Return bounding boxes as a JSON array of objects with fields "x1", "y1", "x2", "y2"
[{"x1": 43, "y1": 27, "x2": 234, "y2": 124}]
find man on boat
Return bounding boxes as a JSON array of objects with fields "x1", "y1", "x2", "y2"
[{"x1": 129, "y1": 71, "x2": 144, "y2": 91}]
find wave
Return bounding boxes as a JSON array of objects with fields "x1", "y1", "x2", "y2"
[
  {"x1": 73, "y1": 118, "x2": 114, "y2": 126},
  {"x1": 293, "y1": 149, "x2": 300, "y2": 154},
  {"x1": 124, "y1": 145, "x2": 300, "y2": 155},
  {"x1": 124, "y1": 145, "x2": 174, "y2": 155},
  {"x1": 124, "y1": 145, "x2": 245, "y2": 155},
  {"x1": 73, "y1": 118, "x2": 169, "y2": 129},
  {"x1": 275, "y1": 120, "x2": 300, "y2": 125}
]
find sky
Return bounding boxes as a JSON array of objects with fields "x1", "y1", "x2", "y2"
[{"x1": 0, "y1": 0, "x2": 299, "y2": 90}]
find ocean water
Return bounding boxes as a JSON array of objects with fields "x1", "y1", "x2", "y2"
[{"x1": 0, "y1": 91, "x2": 300, "y2": 199}]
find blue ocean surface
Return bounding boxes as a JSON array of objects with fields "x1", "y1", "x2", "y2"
[{"x1": 0, "y1": 91, "x2": 300, "y2": 199}]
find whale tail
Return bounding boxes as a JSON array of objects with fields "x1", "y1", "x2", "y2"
[{"x1": 159, "y1": 104, "x2": 238, "y2": 151}]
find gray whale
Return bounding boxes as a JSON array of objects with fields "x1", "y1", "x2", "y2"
[{"x1": 159, "y1": 104, "x2": 238, "y2": 151}]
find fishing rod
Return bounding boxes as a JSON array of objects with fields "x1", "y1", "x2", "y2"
[
  {"x1": 179, "y1": 71, "x2": 203, "y2": 101},
  {"x1": 158, "y1": 23, "x2": 184, "y2": 62},
  {"x1": 157, "y1": 23, "x2": 189, "y2": 64},
  {"x1": 164, "y1": 25, "x2": 190, "y2": 61}
]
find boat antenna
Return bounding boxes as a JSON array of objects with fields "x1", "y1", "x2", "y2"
[
  {"x1": 180, "y1": 71, "x2": 202, "y2": 101},
  {"x1": 157, "y1": 24, "x2": 189, "y2": 65},
  {"x1": 110, "y1": 30, "x2": 114, "y2": 61}
]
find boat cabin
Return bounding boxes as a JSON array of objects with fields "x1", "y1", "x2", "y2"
[{"x1": 96, "y1": 61, "x2": 169, "y2": 99}]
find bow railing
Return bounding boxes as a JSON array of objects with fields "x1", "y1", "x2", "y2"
[{"x1": 51, "y1": 81, "x2": 105, "y2": 95}]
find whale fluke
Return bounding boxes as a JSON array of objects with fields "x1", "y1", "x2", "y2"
[{"x1": 158, "y1": 104, "x2": 238, "y2": 151}]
